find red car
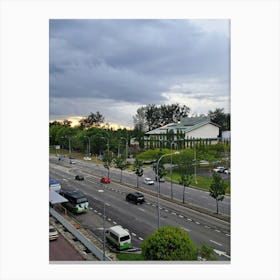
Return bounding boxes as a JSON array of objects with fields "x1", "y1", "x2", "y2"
[{"x1": 100, "y1": 177, "x2": 111, "y2": 184}]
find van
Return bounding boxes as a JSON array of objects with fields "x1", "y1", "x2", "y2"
[{"x1": 105, "y1": 225, "x2": 132, "y2": 250}]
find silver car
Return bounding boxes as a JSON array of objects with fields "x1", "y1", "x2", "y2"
[{"x1": 144, "y1": 178, "x2": 154, "y2": 185}]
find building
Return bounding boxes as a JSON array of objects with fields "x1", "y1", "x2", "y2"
[{"x1": 144, "y1": 116, "x2": 220, "y2": 149}]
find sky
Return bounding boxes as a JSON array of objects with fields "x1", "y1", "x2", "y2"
[{"x1": 49, "y1": 19, "x2": 230, "y2": 128}]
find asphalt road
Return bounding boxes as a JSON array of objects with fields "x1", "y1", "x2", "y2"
[
  {"x1": 51, "y1": 155, "x2": 230, "y2": 216},
  {"x1": 50, "y1": 156, "x2": 231, "y2": 261}
]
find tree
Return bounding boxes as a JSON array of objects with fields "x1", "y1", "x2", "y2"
[
  {"x1": 114, "y1": 157, "x2": 127, "y2": 183},
  {"x1": 208, "y1": 108, "x2": 230, "y2": 132},
  {"x1": 141, "y1": 226, "x2": 198, "y2": 260},
  {"x1": 198, "y1": 243, "x2": 217, "y2": 261},
  {"x1": 209, "y1": 172, "x2": 227, "y2": 214},
  {"x1": 79, "y1": 111, "x2": 105, "y2": 129},
  {"x1": 177, "y1": 151, "x2": 194, "y2": 204},
  {"x1": 134, "y1": 159, "x2": 144, "y2": 188}
]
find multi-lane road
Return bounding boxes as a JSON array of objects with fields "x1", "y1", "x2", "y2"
[{"x1": 49, "y1": 155, "x2": 230, "y2": 261}]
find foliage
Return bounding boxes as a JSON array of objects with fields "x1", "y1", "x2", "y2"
[
  {"x1": 198, "y1": 243, "x2": 217, "y2": 261},
  {"x1": 141, "y1": 226, "x2": 198, "y2": 260},
  {"x1": 133, "y1": 103, "x2": 190, "y2": 131},
  {"x1": 79, "y1": 111, "x2": 105, "y2": 129},
  {"x1": 208, "y1": 108, "x2": 230, "y2": 132},
  {"x1": 209, "y1": 172, "x2": 227, "y2": 214},
  {"x1": 116, "y1": 253, "x2": 145, "y2": 261}
]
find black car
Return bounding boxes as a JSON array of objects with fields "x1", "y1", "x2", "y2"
[
  {"x1": 75, "y1": 175, "x2": 84, "y2": 181},
  {"x1": 126, "y1": 192, "x2": 145, "y2": 204}
]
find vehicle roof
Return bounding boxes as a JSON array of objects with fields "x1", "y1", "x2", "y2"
[
  {"x1": 130, "y1": 192, "x2": 144, "y2": 197},
  {"x1": 61, "y1": 190, "x2": 85, "y2": 199},
  {"x1": 108, "y1": 225, "x2": 130, "y2": 236},
  {"x1": 49, "y1": 178, "x2": 60, "y2": 184}
]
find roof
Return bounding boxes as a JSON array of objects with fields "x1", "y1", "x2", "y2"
[
  {"x1": 145, "y1": 116, "x2": 220, "y2": 135},
  {"x1": 49, "y1": 190, "x2": 68, "y2": 204},
  {"x1": 60, "y1": 190, "x2": 85, "y2": 199},
  {"x1": 109, "y1": 225, "x2": 130, "y2": 236}
]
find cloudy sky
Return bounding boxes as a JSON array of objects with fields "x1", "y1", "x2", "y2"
[{"x1": 49, "y1": 19, "x2": 230, "y2": 128}]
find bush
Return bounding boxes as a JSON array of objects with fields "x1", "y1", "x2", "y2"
[{"x1": 141, "y1": 226, "x2": 198, "y2": 261}]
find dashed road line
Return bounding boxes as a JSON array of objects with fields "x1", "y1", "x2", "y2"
[
  {"x1": 215, "y1": 229, "x2": 221, "y2": 233},
  {"x1": 195, "y1": 221, "x2": 200, "y2": 225},
  {"x1": 179, "y1": 215, "x2": 184, "y2": 218},
  {"x1": 138, "y1": 237, "x2": 144, "y2": 241},
  {"x1": 209, "y1": 240, "x2": 223, "y2": 246},
  {"x1": 131, "y1": 233, "x2": 137, "y2": 237},
  {"x1": 187, "y1": 218, "x2": 192, "y2": 222},
  {"x1": 113, "y1": 221, "x2": 117, "y2": 225}
]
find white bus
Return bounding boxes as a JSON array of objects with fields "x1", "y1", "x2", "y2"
[
  {"x1": 60, "y1": 190, "x2": 89, "y2": 214},
  {"x1": 105, "y1": 225, "x2": 132, "y2": 250}
]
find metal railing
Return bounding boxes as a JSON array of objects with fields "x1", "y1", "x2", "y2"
[{"x1": 49, "y1": 208, "x2": 111, "y2": 261}]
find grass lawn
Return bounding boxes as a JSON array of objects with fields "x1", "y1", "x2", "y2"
[
  {"x1": 116, "y1": 253, "x2": 145, "y2": 261},
  {"x1": 165, "y1": 173, "x2": 230, "y2": 195}
]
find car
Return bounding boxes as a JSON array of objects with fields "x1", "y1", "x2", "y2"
[
  {"x1": 49, "y1": 225, "x2": 59, "y2": 241},
  {"x1": 75, "y1": 175, "x2": 84, "y2": 181},
  {"x1": 83, "y1": 156, "x2": 91, "y2": 161},
  {"x1": 70, "y1": 160, "x2": 76, "y2": 164},
  {"x1": 213, "y1": 166, "x2": 226, "y2": 173},
  {"x1": 58, "y1": 156, "x2": 64, "y2": 161},
  {"x1": 100, "y1": 177, "x2": 111, "y2": 184},
  {"x1": 144, "y1": 177, "x2": 154, "y2": 185},
  {"x1": 224, "y1": 168, "x2": 231, "y2": 174},
  {"x1": 155, "y1": 176, "x2": 165, "y2": 182},
  {"x1": 126, "y1": 192, "x2": 145, "y2": 204}
]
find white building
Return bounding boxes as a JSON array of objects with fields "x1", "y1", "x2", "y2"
[{"x1": 144, "y1": 116, "x2": 220, "y2": 149}]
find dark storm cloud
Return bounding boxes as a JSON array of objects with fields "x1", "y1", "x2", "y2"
[{"x1": 49, "y1": 19, "x2": 230, "y2": 123}]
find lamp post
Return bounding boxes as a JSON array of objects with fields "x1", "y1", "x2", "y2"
[
  {"x1": 98, "y1": 189, "x2": 106, "y2": 261},
  {"x1": 170, "y1": 140, "x2": 175, "y2": 200},
  {"x1": 156, "y1": 151, "x2": 180, "y2": 229},
  {"x1": 101, "y1": 136, "x2": 110, "y2": 178},
  {"x1": 61, "y1": 135, "x2": 71, "y2": 156},
  {"x1": 84, "y1": 136, "x2": 91, "y2": 156},
  {"x1": 194, "y1": 140, "x2": 198, "y2": 184},
  {"x1": 121, "y1": 137, "x2": 128, "y2": 163}
]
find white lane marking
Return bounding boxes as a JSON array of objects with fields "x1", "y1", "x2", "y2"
[
  {"x1": 98, "y1": 212, "x2": 102, "y2": 215},
  {"x1": 105, "y1": 203, "x2": 110, "y2": 207},
  {"x1": 181, "y1": 226, "x2": 191, "y2": 232},
  {"x1": 214, "y1": 249, "x2": 230, "y2": 259},
  {"x1": 215, "y1": 229, "x2": 221, "y2": 233},
  {"x1": 138, "y1": 237, "x2": 144, "y2": 241},
  {"x1": 179, "y1": 215, "x2": 184, "y2": 218},
  {"x1": 152, "y1": 204, "x2": 156, "y2": 207},
  {"x1": 107, "y1": 218, "x2": 111, "y2": 221},
  {"x1": 204, "y1": 225, "x2": 210, "y2": 229},
  {"x1": 226, "y1": 233, "x2": 230, "y2": 237},
  {"x1": 172, "y1": 212, "x2": 177, "y2": 215},
  {"x1": 146, "y1": 202, "x2": 151, "y2": 205},
  {"x1": 63, "y1": 178, "x2": 68, "y2": 181},
  {"x1": 187, "y1": 218, "x2": 192, "y2": 221},
  {"x1": 137, "y1": 207, "x2": 145, "y2": 212},
  {"x1": 94, "y1": 210, "x2": 97, "y2": 213},
  {"x1": 113, "y1": 221, "x2": 117, "y2": 225},
  {"x1": 195, "y1": 221, "x2": 200, "y2": 225},
  {"x1": 165, "y1": 209, "x2": 169, "y2": 212},
  {"x1": 131, "y1": 233, "x2": 136, "y2": 237},
  {"x1": 209, "y1": 240, "x2": 223, "y2": 247}
]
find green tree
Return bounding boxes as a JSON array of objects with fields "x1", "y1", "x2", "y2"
[
  {"x1": 79, "y1": 111, "x2": 105, "y2": 129},
  {"x1": 177, "y1": 151, "x2": 194, "y2": 204},
  {"x1": 134, "y1": 159, "x2": 144, "y2": 188},
  {"x1": 114, "y1": 157, "x2": 127, "y2": 183},
  {"x1": 141, "y1": 226, "x2": 198, "y2": 260},
  {"x1": 209, "y1": 172, "x2": 227, "y2": 214},
  {"x1": 208, "y1": 108, "x2": 230, "y2": 133},
  {"x1": 198, "y1": 243, "x2": 217, "y2": 261}
]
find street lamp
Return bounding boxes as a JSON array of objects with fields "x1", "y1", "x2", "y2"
[
  {"x1": 194, "y1": 140, "x2": 198, "y2": 184},
  {"x1": 98, "y1": 189, "x2": 106, "y2": 261},
  {"x1": 170, "y1": 140, "x2": 175, "y2": 200},
  {"x1": 101, "y1": 136, "x2": 110, "y2": 178},
  {"x1": 61, "y1": 135, "x2": 72, "y2": 156},
  {"x1": 84, "y1": 136, "x2": 91, "y2": 156},
  {"x1": 156, "y1": 151, "x2": 180, "y2": 229},
  {"x1": 120, "y1": 137, "x2": 128, "y2": 163}
]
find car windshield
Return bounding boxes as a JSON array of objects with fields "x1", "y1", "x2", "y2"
[{"x1": 49, "y1": 228, "x2": 56, "y2": 233}]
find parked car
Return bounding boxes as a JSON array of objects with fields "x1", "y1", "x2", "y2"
[
  {"x1": 100, "y1": 177, "x2": 111, "y2": 184},
  {"x1": 83, "y1": 156, "x2": 91, "y2": 161},
  {"x1": 144, "y1": 177, "x2": 154, "y2": 185},
  {"x1": 49, "y1": 225, "x2": 59, "y2": 241},
  {"x1": 126, "y1": 192, "x2": 145, "y2": 204},
  {"x1": 213, "y1": 166, "x2": 226, "y2": 173},
  {"x1": 155, "y1": 176, "x2": 165, "y2": 182},
  {"x1": 75, "y1": 175, "x2": 84, "y2": 181}
]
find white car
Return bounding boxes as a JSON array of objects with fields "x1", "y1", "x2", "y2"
[
  {"x1": 224, "y1": 168, "x2": 231, "y2": 174},
  {"x1": 83, "y1": 157, "x2": 91, "y2": 161},
  {"x1": 144, "y1": 178, "x2": 154, "y2": 185},
  {"x1": 213, "y1": 166, "x2": 226, "y2": 173},
  {"x1": 49, "y1": 225, "x2": 59, "y2": 241}
]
